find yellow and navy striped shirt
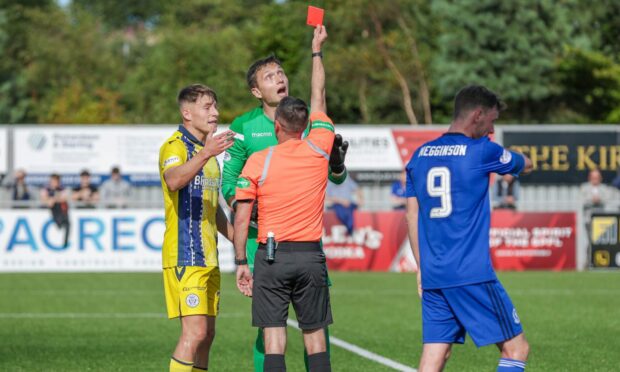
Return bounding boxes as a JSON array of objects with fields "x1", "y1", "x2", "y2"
[{"x1": 159, "y1": 125, "x2": 220, "y2": 268}]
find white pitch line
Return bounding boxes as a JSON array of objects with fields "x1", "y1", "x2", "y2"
[
  {"x1": 286, "y1": 319, "x2": 417, "y2": 372},
  {"x1": 0, "y1": 312, "x2": 247, "y2": 319}
]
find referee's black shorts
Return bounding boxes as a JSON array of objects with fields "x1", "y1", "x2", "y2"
[{"x1": 252, "y1": 241, "x2": 333, "y2": 330}]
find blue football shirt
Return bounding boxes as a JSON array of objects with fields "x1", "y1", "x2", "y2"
[{"x1": 406, "y1": 133, "x2": 524, "y2": 289}]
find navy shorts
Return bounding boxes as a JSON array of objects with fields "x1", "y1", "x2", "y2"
[{"x1": 422, "y1": 280, "x2": 523, "y2": 347}]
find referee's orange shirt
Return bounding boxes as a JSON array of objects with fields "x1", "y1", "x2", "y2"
[{"x1": 236, "y1": 112, "x2": 335, "y2": 243}]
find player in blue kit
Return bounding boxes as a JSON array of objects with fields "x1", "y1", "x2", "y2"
[{"x1": 406, "y1": 85, "x2": 533, "y2": 372}]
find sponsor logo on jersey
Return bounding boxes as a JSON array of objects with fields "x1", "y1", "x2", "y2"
[
  {"x1": 512, "y1": 308, "x2": 520, "y2": 324},
  {"x1": 236, "y1": 177, "x2": 250, "y2": 188},
  {"x1": 186, "y1": 293, "x2": 200, "y2": 308},
  {"x1": 252, "y1": 132, "x2": 273, "y2": 137},
  {"x1": 163, "y1": 156, "x2": 181, "y2": 168},
  {"x1": 193, "y1": 176, "x2": 219, "y2": 189},
  {"x1": 500, "y1": 149, "x2": 512, "y2": 164}
]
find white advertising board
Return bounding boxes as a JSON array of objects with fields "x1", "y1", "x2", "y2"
[
  {"x1": 0, "y1": 209, "x2": 234, "y2": 272},
  {"x1": 0, "y1": 127, "x2": 7, "y2": 173},
  {"x1": 13, "y1": 126, "x2": 172, "y2": 174}
]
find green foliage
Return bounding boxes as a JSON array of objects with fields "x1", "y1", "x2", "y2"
[
  {"x1": 555, "y1": 47, "x2": 620, "y2": 123},
  {"x1": 0, "y1": 0, "x2": 619, "y2": 124}
]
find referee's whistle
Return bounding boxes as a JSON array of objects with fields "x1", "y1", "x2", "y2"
[{"x1": 265, "y1": 231, "x2": 276, "y2": 262}]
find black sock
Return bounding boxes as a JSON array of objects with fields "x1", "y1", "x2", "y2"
[
  {"x1": 264, "y1": 354, "x2": 286, "y2": 372},
  {"x1": 308, "y1": 351, "x2": 331, "y2": 372}
]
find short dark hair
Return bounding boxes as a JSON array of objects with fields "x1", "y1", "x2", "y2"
[
  {"x1": 80, "y1": 170, "x2": 90, "y2": 177},
  {"x1": 453, "y1": 85, "x2": 505, "y2": 119},
  {"x1": 50, "y1": 173, "x2": 60, "y2": 181},
  {"x1": 111, "y1": 167, "x2": 120, "y2": 174},
  {"x1": 246, "y1": 55, "x2": 282, "y2": 89},
  {"x1": 177, "y1": 84, "x2": 217, "y2": 107},
  {"x1": 275, "y1": 96, "x2": 309, "y2": 134}
]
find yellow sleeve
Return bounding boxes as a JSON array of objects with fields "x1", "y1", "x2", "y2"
[{"x1": 159, "y1": 139, "x2": 187, "y2": 174}]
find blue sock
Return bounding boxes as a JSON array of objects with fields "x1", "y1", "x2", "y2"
[{"x1": 497, "y1": 358, "x2": 526, "y2": 371}]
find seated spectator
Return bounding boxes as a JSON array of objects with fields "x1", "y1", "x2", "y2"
[
  {"x1": 72, "y1": 170, "x2": 99, "y2": 209},
  {"x1": 391, "y1": 170, "x2": 407, "y2": 210},
  {"x1": 493, "y1": 174, "x2": 519, "y2": 210},
  {"x1": 40, "y1": 173, "x2": 70, "y2": 248},
  {"x1": 100, "y1": 166, "x2": 132, "y2": 208},
  {"x1": 11, "y1": 169, "x2": 31, "y2": 209},
  {"x1": 326, "y1": 176, "x2": 363, "y2": 235},
  {"x1": 581, "y1": 168, "x2": 613, "y2": 213}
]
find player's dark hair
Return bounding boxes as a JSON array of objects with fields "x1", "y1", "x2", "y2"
[
  {"x1": 275, "y1": 96, "x2": 309, "y2": 134},
  {"x1": 453, "y1": 85, "x2": 505, "y2": 120},
  {"x1": 246, "y1": 54, "x2": 282, "y2": 89},
  {"x1": 177, "y1": 84, "x2": 217, "y2": 107},
  {"x1": 111, "y1": 167, "x2": 120, "y2": 174},
  {"x1": 80, "y1": 170, "x2": 90, "y2": 177},
  {"x1": 50, "y1": 173, "x2": 60, "y2": 181}
]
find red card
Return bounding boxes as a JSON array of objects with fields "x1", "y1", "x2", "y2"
[{"x1": 307, "y1": 6, "x2": 324, "y2": 27}]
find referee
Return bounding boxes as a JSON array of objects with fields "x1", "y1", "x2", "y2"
[{"x1": 233, "y1": 26, "x2": 334, "y2": 372}]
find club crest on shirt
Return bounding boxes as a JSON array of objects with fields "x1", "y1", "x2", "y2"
[
  {"x1": 500, "y1": 149, "x2": 512, "y2": 164},
  {"x1": 223, "y1": 151, "x2": 231, "y2": 161},
  {"x1": 512, "y1": 308, "x2": 520, "y2": 324},
  {"x1": 237, "y1": 177, "x2": 250, "y2": 189},
  {"x1": 186, "y1": 293, "x2": 200, "y2": 308}
]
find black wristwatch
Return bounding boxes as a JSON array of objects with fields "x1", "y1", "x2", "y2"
[{"x1": 234, "y1": 258, "x2": 248, "y2": 265}]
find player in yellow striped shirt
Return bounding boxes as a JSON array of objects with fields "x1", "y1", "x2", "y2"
[{"x1": 159, "y1": 84, "x2": 235, "y2": 372}]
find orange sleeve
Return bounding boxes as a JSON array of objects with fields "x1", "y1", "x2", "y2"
[
  {"x1": 307, "y1": 112, "x2": 335, "y2": 154},
  {"x1": 236, "y1": 153, "x2": 261, "y2": 201}
]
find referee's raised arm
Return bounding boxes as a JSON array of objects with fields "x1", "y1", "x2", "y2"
[{"x1": 310, "y1": 25, "x2": 327, "y2": 114}]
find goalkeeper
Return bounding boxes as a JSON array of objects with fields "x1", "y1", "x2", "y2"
[{"x1": 221, "y1": 25, "x2": 348, "y2": 372}]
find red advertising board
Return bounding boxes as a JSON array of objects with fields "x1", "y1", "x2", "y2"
[
  {"x1": 323, "y1": 210, "x2": 576, "y2": 272},
  {"x1": 322, "y1": 211, "x2": 416, "y2": 272},
  {"x1": 490, "y1": 210, "x2": 576, "y2": 270}
]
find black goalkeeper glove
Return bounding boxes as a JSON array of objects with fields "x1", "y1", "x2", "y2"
[
  {"x1": 329, "y1": 134, "x2": 349, "y2": 174},
  {"x1": 249, "y1": 201, "x2": 259, "y2": 229}
]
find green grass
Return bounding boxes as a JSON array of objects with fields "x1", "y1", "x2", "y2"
[{"x1": 0, "y1": 271, "x2": 618, "y2": 371}]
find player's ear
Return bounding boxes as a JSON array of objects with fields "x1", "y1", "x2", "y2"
[
  {"x1": 250, "y1": 86, "x2": 263, "y2": 100},
  {"x1": 180, "y1": 105, "x2": 192, "y2": 122}
]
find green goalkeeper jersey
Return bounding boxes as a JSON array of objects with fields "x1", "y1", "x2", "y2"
[{"x1": 222, "y1": 106, "x2": 346, "y2": 204}]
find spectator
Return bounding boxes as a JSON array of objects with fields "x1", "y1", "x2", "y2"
[
  {"x1": 391, "y1": 170, "x2": 407, "y2": 210},
  {"x1": 72, "y1": 170, "x2": 99, "y2": 209},
  {"x1": 40, "y1": 173, "x2": 70, "y2": 248},
  {"x1": 581, "y1": 168, "x2": 613, "y2": 213},
  {"x1": 100, "y1": 166, "x2": 132, "y2": 208},
  {"x1": 326, "y1": 176, "x2": 363, "y2": 235},
  {"x1": 493, "y1": 174, "x2": 519, "y2": 210},
  {"x1": 11, "y1": 169, "x2": 31, "y2": 209}
]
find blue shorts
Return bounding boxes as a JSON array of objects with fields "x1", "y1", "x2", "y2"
[{"x1": 422, "y1": 280, "x2": 523, "y2": 347}]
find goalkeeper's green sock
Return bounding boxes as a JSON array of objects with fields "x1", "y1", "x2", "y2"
[{"x1": 253, "y1": 328, "x2": 265, "y2": 372}]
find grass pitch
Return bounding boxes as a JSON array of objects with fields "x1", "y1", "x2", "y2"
[{"x1": 0, "y1": 271, "x2": 618, "y2": 371}]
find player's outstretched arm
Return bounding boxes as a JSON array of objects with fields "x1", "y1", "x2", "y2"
[
  {"x1": 406, "y1": 197, "x2": 422, "y2": 298},
  {"x1": 233, "y1": 200, "x2": 254, "y2": 297},
  {"x1": 521, "y1": 155, "x2": 533, "y2": 174},
  {"x1": 164, "y1": 130, "x2": 234, "y2": 192},
  {"x1": 310, "y1": 25, "x2": 327, "y2": 114}
]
